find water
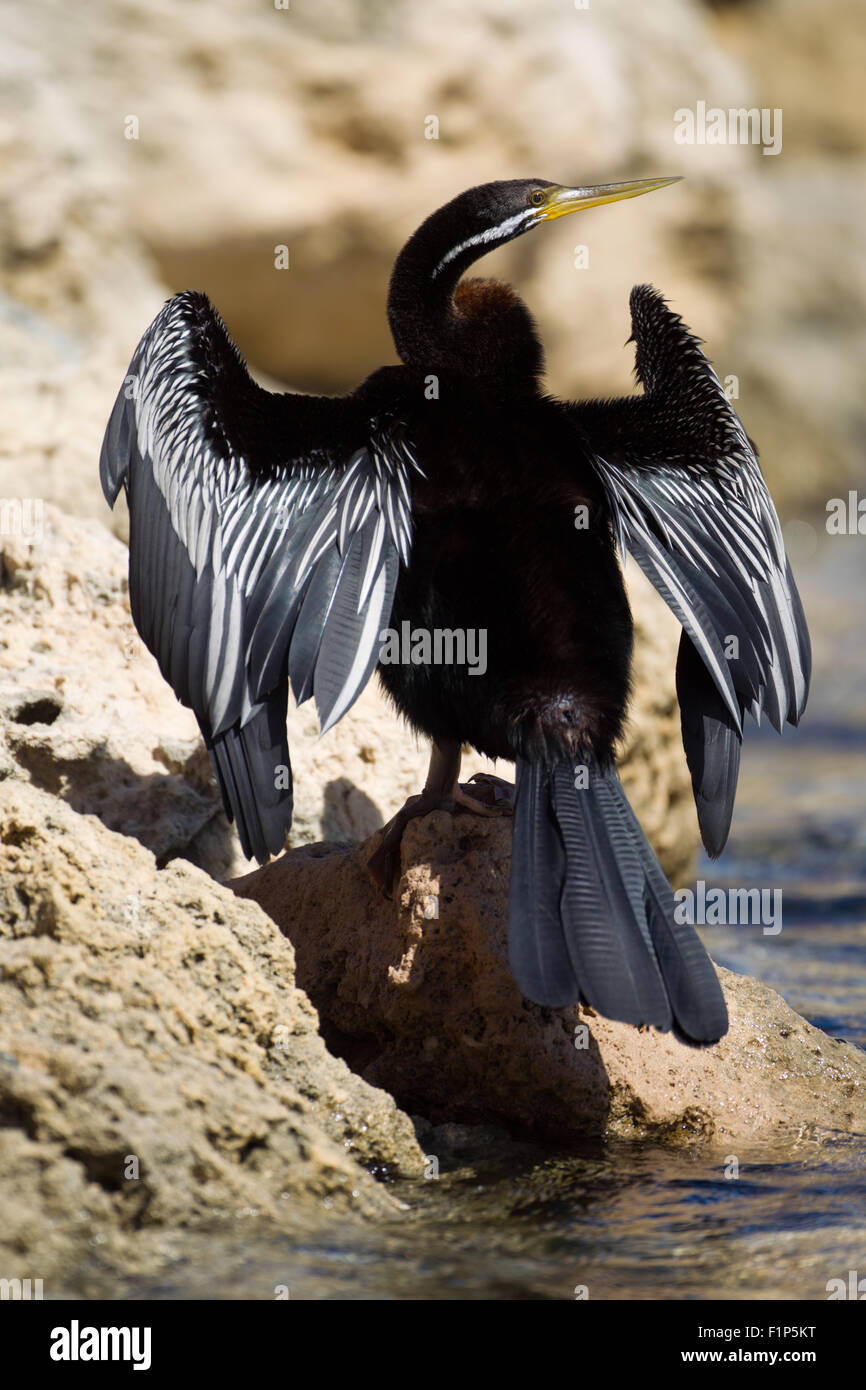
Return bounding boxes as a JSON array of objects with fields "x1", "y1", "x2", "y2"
[
  {"x1": 77, "y1": 529, "x2": 866, "y2": 1300},
  {"x1": 699, "y1": 530, "x2": 866, "y2": 1049},
  {"x1": 100, "y1": 1130, "x2": 865, "y2": 1301},
  {"x1": 699, "y1": 736, "x2": 866, "y2": 1048}
]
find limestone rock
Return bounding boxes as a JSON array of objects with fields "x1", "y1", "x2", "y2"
[
  {"x1": 0, "y1": 780, "x2": 424, "y2": 1288},
  {"x1": 231, "y1": 812, "x2": 866, "y2": 1147}
]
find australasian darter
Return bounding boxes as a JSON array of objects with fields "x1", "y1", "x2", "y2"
[{"x1": 100, "y1": 177, "x2": 810, "y2": 1045}]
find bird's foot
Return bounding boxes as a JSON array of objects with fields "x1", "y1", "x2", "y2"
[
  {"x1": 459, "y1": 772, "x2": 515, "y2": 814},
  {"x1": 366, "y1": 772, "x2": 515, "y2": 895}
]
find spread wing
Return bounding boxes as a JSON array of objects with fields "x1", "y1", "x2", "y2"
[
  {"x1": 100, "y1": 291, "x2": 420, "y2": 861},
  {"x1": 568, "y1": 284, "x2": 810, "y2": 857}
]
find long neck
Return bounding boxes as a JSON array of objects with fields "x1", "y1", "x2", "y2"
[{"x1": 387, "y1": 220, "x2": 543, "y2": 388}]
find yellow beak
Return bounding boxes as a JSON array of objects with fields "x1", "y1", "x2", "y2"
[{"x1": 537, "y1": 177, "x2": 682, "y2": 220}]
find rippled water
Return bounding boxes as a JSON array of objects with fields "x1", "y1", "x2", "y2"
[
  {"x1": 87, "y1": 530, "x2": 866, "y2": 1301},
  {"x1": 104, "y1": 1129, "x2": 865, "y2": 1302}
]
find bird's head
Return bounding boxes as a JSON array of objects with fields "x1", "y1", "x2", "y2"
[
  {"x1": 425, "y1": 176, "x2": 682, "y2": 283},
  {"x1": 388, "y1": 175, "x2": 681, "y2": 384}
]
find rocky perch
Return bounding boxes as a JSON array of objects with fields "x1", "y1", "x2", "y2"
[{"x1": 232, "y1": 816, "x2": 866, "y2": 1146}]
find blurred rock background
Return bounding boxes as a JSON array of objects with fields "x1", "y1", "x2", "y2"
[{"x1": 1, "y1": 0, "x2": 863, "y2": 520}]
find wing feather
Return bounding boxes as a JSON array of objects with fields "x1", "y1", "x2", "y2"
[
  {"x1": 569, "y1": 285, "x2": 810, "y2": 856},
  {"x1": 100, "y1": 290, "x2": 420, "y2": 860}
]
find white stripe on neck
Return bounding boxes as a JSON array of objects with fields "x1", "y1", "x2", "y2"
[{"x1": 431, "y1": 209, "x2": 540, "y2": 280}]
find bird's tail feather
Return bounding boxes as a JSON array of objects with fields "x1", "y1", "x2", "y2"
[
  {"x1": 204, "y1": 691, "x2": 293, "y2": 864},
  {"x1": 507, "y1": 757, "x2": 728, "y2": 1043}
]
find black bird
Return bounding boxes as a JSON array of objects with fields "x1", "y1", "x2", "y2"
[{"x1": 100, "y1": 177, "x2": 810, "y2": 1045}]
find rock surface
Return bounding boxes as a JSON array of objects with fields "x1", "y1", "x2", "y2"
[
  {"x1": 232, "y1": 812, "x2": 866, "y2": 1146},
  {"x1": 0, "y1": 779, "x2": 424, "y2": 1287}
]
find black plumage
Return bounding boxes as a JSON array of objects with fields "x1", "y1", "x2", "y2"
[{"x1": 100, "y1": 177, "x2": 810, "y2": 1046}]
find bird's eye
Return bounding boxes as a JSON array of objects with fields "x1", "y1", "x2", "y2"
[{"x1": 528, "y1": 190, "x2": 546, "y2": 208}]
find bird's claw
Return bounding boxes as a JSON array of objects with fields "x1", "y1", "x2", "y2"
[{"x1": 461, "y1": 773, "x2": 515, "y2": 814}]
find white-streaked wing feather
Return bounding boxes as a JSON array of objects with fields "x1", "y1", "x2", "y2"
[{"x1": 99, "y1": 290, "x2": 421, "y2": 859}]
